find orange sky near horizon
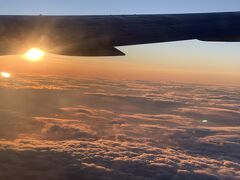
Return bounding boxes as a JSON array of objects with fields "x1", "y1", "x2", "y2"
[{"x1": 0, "y1": 41, "x2": 239, "y2": 86}]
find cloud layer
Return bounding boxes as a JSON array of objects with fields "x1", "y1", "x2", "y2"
[{"x1": 0, "y1": 75, "x2": 239, "y2": 180}]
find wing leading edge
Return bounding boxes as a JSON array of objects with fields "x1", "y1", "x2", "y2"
[{"x1": 0, "y1": 12, "x2": 240, "y2": 56}]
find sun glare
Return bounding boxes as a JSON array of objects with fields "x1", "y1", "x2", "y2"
[
  {"x1": 24, "y1": 48, "x2": 46, "y2": 62},
  {"x1": 1, "y1": 72, "x2": 11, "y2": 78}
]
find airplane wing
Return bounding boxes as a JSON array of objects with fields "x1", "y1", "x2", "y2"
[{"x1": 0, "y1": 12, "x2": 240, "y2": 56}]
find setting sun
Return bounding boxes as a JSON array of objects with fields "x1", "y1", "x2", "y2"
[{"x1": 23, "y1": 48, "x2": 46, "y2": 62}]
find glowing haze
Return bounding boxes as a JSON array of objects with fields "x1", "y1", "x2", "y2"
[
  {"x1": 1, "y1": 41, "x2": 239, "y2": 86},
  {"x1": 0, "y1": 0, "x2": 239, "y2": 86}
]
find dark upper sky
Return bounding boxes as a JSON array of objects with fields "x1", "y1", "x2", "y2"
[{"x1": 0, "y1": 0, "x2": 240, "y2": 15}]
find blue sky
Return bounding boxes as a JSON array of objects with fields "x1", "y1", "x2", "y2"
[{"x1": 0, "y1": 0, "x2": 240, "y2": 15}]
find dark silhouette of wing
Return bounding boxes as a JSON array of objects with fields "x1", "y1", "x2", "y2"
[{"x1": 0, "y1": 12, "x2": 240, "y2": 56}]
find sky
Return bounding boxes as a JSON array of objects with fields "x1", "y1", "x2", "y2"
[
  {"x1": 0, "y1": 0, "x2": 240, "y2": 85},
  {"x1": 1, "y1": 0, "x2": 240, "y2": 15}
]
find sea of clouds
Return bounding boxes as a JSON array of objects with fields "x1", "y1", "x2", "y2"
[{"x1": 0, "y1": 75, "x2": 239, "y2": 180}]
